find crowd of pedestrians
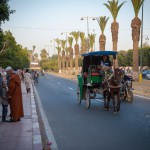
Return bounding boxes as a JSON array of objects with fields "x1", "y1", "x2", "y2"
[{"x1": 0, "y1": 66, "x2": 43, "y2": 122}]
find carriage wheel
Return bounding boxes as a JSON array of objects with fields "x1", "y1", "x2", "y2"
[
  {"x1": 77, "y1": 86, "x2": 81, "y2": 104},
  {"x1": 126, "y1": 91, "x2": 133, "y2": 103},
  {"x1": 85, "y1": 88, "x2": 91, "y2": 109}
]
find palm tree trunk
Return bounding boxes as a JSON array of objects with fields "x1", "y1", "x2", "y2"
[
  {"x1": 62, "y1": 50, "x2": 65, "y2": 72},
  {"x1": 131, "y1": 17, "x2": 141, "y2": 80},
  {"x1": 66, "y1": 56, "x2": 69, "y2": 74},
  {"x1": 58, "y1": 54, "x2": 60, "y2": 72},
  {"x1": 81, "y1": 45, "x2": 86, "y2": 54},
  {"x1": 99, "y1": 34, "x2": 106, "y2": 51},
  {"x1": 75, "y1": 44, "x2": 79, "y2": 74},
  {"x1": 111, "y1": 21, "x2": 119, "y2": 68},
  {"x1": 69, "y1": 48, "x2": 73, "y2": 74}
]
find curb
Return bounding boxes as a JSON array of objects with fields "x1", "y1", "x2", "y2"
[
  {"x1": 33, "y1": 85, "x2": 59, "y2": 150},
  {"x1": 30, "y1": 85, "x2": 43, "y2": 150}
]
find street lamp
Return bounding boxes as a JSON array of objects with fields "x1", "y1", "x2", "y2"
[
  {"x1": 139, "y1": 1, "x2": 144, "y2": 82},
  {"x1": 50, "y1": 40, "x2": 56, "y2": 54},
  {"x1": 81, "y1": 16, "x2": 96, "y2": 52}
]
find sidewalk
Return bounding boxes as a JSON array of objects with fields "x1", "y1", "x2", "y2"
[{"x1": 0, "y1": 82, "x2": 43, "y2": 150}]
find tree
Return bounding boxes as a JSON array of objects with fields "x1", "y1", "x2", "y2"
[
  {"x1": 0, "y1": 0, "x2": 15, "y2": 27},
  {"x1": 131, "y1": 0, "x2": 144, "y2": 80},
  {"x1": 33, "y1": 53, "x2": 39, "y2": 62},
  {"x1": 0, "y1": 31, "x2": 29, "y2": 68},
  {"x1": 79, "y1": 32, "x2": 86, "y2": 54},
  {"x1": 104, "y1": 0, "x2": 126, "y2": 67},
  {"x1": 55, "y1": 38, "x2": 61, "y2": 72},
  {"x1": 40, "y1": 49, "x2": 48, "y2": 59},
  {"x1": 88, "y1": 33, "x2": 96, "y2": 52},
  {"x1": 68, "y1": 36, "x2": 73, "y2": 72},
  {"x1": 32, "y1": 45, "x2": 36, "y2": 52},
  {"x1": 61, "y1": 40, "x2": 66, "y2": 72},
  {"x1": 96, "y1": 16, "x2": 109, "y2": 51},
  {"x1": 70, "y1": 31, "x2": 80, "y2": 74}
]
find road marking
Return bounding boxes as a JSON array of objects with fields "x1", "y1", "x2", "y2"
[
  {"x1": 33, "y1": 86, "x2": 59, "y2": 150},
  {"x1": 95, "y1": 99, "x2": 104, "y2": 103},
  {"x1": 68, "y1": 87, "x2": 74, "y2": 90},
  {"x1": 134, "y1": 94, "x2": 150, "y2": 100},
  {"x1": 57, "y1": 82, "x2": 61, "y2": 85}
]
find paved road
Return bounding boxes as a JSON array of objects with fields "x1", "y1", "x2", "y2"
[{"x1": 36, "y1": 74, "x2": 150, "y2": 150}]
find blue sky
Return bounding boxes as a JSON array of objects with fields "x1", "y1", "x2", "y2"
[{"x1": 2, "y1": 0, "x2": 150, "y2": 56}]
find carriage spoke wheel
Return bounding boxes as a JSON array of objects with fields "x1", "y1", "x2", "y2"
[
  {"x1": 77, "y1": 86, "x2": 81, "y2": 104},
  {"x1": 85, "y1": 88, "x2": 91, "y2": 109},
  {"x1": 127, "y1": 91, "x2": 133, "y2": 103}
]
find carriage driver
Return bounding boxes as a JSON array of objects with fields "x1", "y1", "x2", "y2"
[{"x1": 98, "y1": 55, "x2": 113, "y2": 78}]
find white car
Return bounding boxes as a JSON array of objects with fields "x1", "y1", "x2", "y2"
[{"x1": 145, "y1": 74, "x2": 150, "y2": 80}]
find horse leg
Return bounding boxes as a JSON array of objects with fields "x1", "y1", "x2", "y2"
[
  {"x1": 107, "y1": 93, "x2": 111, "y2": 110},
  {"x1": 116, "y1": 92, "x2": 121, "y2": 112},
  {"x1": 111, "y1": 92, "x2": 116, "y2": 113},
  {"x1": 103, "y1": 92, "x2": 107, "y2": 110}
]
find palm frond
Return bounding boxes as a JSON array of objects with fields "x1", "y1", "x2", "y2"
[
  {"x1": 104, "y1": 0, "x2": 126, "y2": 21},
  {"x1": 68, "y1": 37, "x2": 73, "y2": 47},
  {"x1": 56, "y1": 47, "x2": 61, "y2": 54},
  {"x1": 70, "y1": 31, "x2": 80, "y2": 44},
  {"x1": 88, "y1": 33, "x2": 96, "y2": 49},
  {"x1": 97, "y1": 16, "x2": 109, "y2": 34},
  {"x1": 55, "y1": 38, "x2": 61, "y2": 47},
  {"x1": 131, "y1": 0, "x2": 144, "y2": 17},
  {"x1": 61, "y1": 40, "x2": 66, "y2": 50},
  {"x1": 80, "y1": 32, "x2": 85, "y2": 45}
]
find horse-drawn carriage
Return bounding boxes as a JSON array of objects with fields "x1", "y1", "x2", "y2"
[{"x1": 77, "y1": 50, "x2": 133, "y2": 113}]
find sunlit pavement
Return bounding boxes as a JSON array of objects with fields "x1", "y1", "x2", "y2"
[{"x1": 0, "y1": 82, "x2": 43, "y2": 150}]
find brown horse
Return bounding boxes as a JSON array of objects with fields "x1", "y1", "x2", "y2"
[{"x1": 102, "y1": 68, "x2": 123, "y2": 114}]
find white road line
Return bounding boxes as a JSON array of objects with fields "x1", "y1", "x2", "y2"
[
  {"x1": 68, "y1": 87, "x2": 74, "y2": 90},
  {"x1": 95, "y1": 99, "x2": 104, "y2": 103},
  {"x1": 57, "y1": 82, "x2": 61, "y2": 85},
  {"x1": 134, "y1": 94, "x2": 150, "y2": 100},
  {"x1": 33, "y1": 86, "x2": 59, "y2": 150}
]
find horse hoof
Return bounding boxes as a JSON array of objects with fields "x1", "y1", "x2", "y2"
[
  {"x1": 103, "y1": 108, "x2": 108, "y2": 111},
  {"x1": 113, "y1": 112, "x2": 118, "y2": 115}
]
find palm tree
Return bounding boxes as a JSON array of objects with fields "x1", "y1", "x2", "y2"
[
  {"x1": 88, "y1": 33, "x2": 96, "y2": 52},
  {"x1": 55, "y1": 38, "x2": 61, "y2": 73},
  {"x1": 68, "y1": 36, "x2": 73, "y2": 73},
  {"x1": 131, "y1": 0, "x2": 144, "y2": 80},
  {"x1": 65, "y1": 47, "x2": 69, "y2": 72},
  {"x1": 70, "y1": 31, "x2": 80, "y2": 74},
  {"x1": 61, "y1": 40, "x2": 66, "y2": 72},
  {"x1": 32, "y1": 45, "x2": 36, "y2": 52},
  {"x1": 104, "y1": 0, "x2": 126, "y2": 67},
  {"x1": 79, "y1": 32, "x2": 86, "y2": 54},
  {"x1": 40, "y1": 49, "x2": 48, "y2": 60},
  {"x1": 33, "y1": 53, "x2": 38, "y2": 63},
  {"x1": 96, "y1": 16, "x2": 109, "y2": 51}
]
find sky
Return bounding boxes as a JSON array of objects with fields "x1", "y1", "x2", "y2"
[{"x1": 1, "y1": 0, "x2": 150, "y2": 56}]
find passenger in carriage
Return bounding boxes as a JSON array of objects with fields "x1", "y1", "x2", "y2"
[{"x1": 98, "y1": 55, "x2": 113, "y2": 78}]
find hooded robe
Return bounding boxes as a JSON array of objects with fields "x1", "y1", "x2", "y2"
[{"x1": 7, "y1": 73, "x2": 24, "y2": 120}]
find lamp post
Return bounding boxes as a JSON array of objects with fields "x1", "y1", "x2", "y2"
[
  {"x1": 93, "y1": 29, "x2": 96, "y2": 51},
  {"x1": 81, "y1": 16, "x2": 96, "y2": 52},
  {"x1": 139, "y1": 1, "x2": 144, "y2": 82},
  {"x1": 50, "y1": 40, "x2": 56, "y2": 55}
]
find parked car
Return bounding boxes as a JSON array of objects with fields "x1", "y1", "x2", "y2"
[
  {"x1": 142, "y1": 70, "x2": 150, "y2": 78},
  {"x1": 145, "y1": 74, "x2": 150, "y2": 80}
]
